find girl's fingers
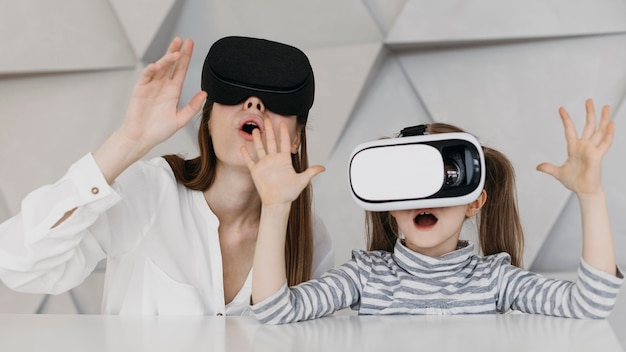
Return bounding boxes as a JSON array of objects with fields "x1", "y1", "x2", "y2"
[
  {"x1": 558, "y1": 107, "x2": 578, "y2": 151},
  {"x1": 581, "y1": 99, "x2": 597, "y2": 140},
  {"x1": 596, "y1": 120, "x2": 615, "y2": 155},
  {"x1": 592, "y1": 105, "x2": 612, "y2": 145},
  {"x1": 584, "y1": 103, "x2": 613, "y2": 154},
  {"x1": 536, "y1": 162, "x2": 560, "y2": 179}
]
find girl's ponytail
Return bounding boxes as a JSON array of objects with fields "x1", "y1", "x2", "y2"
[{"x1": 479, "y1": 147, "x2": 524, "y2": 267}]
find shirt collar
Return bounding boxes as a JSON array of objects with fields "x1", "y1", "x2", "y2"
[{"x1": 392, "y1": 239, "x2": 475, "y2": 275}]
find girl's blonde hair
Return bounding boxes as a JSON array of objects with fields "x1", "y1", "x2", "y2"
[
  {"x1": 365, "y1": 123, "x2": 525, "y2": 267},
  {"x1": 162, "y1": 100, "x2": 314, "y2": 285}
]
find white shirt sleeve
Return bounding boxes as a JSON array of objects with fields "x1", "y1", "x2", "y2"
[{"x1": 0, "y1": 153, "x2": 121, "y2": 294}]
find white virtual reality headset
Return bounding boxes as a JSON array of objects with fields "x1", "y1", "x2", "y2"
[{"x1": 349, "y1": 125, "x2": 485, "y2": 211}]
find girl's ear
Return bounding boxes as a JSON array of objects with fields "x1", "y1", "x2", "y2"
[{"x1": 466, "y1": 190, "x2": 487, "y2": 217}]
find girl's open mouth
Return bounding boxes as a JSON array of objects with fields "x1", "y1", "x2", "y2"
[{"x1": 414, "y1": 211, "x2": 438, "y2": 227}]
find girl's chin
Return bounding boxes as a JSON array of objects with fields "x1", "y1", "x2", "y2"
[{"x1": 403, "y1": 239, "x2": 454, "y2": 256}]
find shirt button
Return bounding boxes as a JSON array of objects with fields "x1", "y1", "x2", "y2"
[
  {"x1": 216, "y1": 313, "x2": 223, "y2": 316},
  {"x1": 91, "y1": 187, "x2": 99, "y2": 195}
]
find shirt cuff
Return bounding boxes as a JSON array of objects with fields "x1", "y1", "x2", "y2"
[
  {"x1": 66, "y1": 153, "x2": 121, "y2": 211},
  {"x1": 250, "y1": 283, "x2": 290, "y2": 323},
  {"x1": 579, "y1": 258, "x2": 624, "y2": 287}
]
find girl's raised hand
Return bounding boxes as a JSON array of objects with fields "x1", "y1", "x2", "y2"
[
  {"x1": 241, "y1": 119, "x2": 325, "y2": 206},
  {"x1": 536, "y1": 99, "x2": 614, "y2": 196},
  {"x1": 120, "y1": 37, "x2": 207, "y2": 154}
]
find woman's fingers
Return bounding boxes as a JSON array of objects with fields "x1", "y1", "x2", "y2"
[
  {"x1": 152, "y1": 38, "x2": 183, "y2": 81},
  {"x1": 302, "y1": 165, "x2": 326, "y2": 182},
  {"x1": 137, "y1": 37, "x2": 191, "y2": 87},
  {"x1": 247, "y1": 119, "x2": 294, "y2": 164},
  {"x1": 263, "y1": 118, "x2": 278, "y2": 154},
  {"x1": 170, "y1": 38, "x2": 194, "y2": 86},
  {"x1": 252, "y1": 128, "x2": 266, "y2": 159},
  {"x1": 278, "y1": 122, "x2": 292, "y2": 154},
  {"x1": 176, "y1": 91, "x2": 207, "y2": 128},
  {"x1": 240, "y1": 146, "x2": 256, "y2": 170}
]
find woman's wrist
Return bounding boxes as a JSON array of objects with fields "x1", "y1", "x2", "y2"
[
  {"x1": 93, "y1": 129, "x2": 151, "y2": 184},
  {"x1": 261, "y1": 202, "x2": 292, "y2": 215}
]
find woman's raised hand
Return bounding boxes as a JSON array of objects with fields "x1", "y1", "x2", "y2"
[
  {"x1": 93, "y1": 37, "x2": 207, "y2": 184},
  {"x1": 120, "y1": 37, "x2": 207, "y2": 154},
  {"x1": 241, "y1": 119, "x2": 325, "y2": 206},
  {"x1": 536, "y1": 99, "x2": 614, "y2": 197}
]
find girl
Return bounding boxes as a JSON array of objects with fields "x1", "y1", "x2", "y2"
[
  {"x1": 0, "y1": 36, "x2": 333, "y2": 315},
  {"x1": 243, "y1": 99, "x2": 623, "y2": 324}
]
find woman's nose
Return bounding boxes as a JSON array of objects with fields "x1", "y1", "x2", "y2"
[{"x1": 243, "y1": 96, "x2": 265, "y2": 112}]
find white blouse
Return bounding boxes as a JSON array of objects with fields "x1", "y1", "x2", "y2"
[{"x1": 0, "y1": 154, "x2": 334, "y2": 315}]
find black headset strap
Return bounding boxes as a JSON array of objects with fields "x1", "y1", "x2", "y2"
[{"x1": 399, "y1": 124, "x2": 428, "y2": 137}]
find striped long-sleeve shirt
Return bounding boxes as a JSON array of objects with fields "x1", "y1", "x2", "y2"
[{"x1": 251, "y1": 240, "x2": 623, "y2": 324}]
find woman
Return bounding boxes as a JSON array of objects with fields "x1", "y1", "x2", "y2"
[{"x1": 0, "y1": 36, "x2": 333, "y2": 315}]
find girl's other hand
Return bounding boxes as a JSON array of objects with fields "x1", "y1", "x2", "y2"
[{"x1": 536, "y1": 99, "x2": 614, "y2": 196}]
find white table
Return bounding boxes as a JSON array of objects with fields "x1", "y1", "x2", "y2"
[{"x1": 0, "y1": 313, "x2": 623, "y2": 352}]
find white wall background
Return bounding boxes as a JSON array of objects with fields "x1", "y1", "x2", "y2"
[{"x1": 0, "y1": 0, "x2": 624, "y2": 345}]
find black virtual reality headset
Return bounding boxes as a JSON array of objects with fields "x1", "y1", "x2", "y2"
[
  {"x1": 201, "y1": 36, "x2": 315, "y2": 118},
  {"x1": 349, "y1": 125, "x2": 485, "y2": 211}
]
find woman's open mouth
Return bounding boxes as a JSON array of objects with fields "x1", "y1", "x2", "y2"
[
  {"x1": 241, "y1": 122, "x2": 259, "y2": 134},
  {"x1": 238, "y1": 115, "x2": 264, "y2": 140}
]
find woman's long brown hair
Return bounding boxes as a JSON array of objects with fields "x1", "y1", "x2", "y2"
[
  {"x1": 162, "y1": 100, "x2": 313, "y2": 285},
  {"x1": 366, "y1": 123, "x2": 525, "y2": 267}
]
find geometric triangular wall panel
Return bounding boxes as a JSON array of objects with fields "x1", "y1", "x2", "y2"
[
  {"x1": 362, "y1": 0, "x2": 408, "y2": 34},
  {"x1": 0, "y1": 0, "x2": 135, "y2": 73},
  {"x1": 306, "y1": 43, "x2": 384, "y2": 164},
  {"x1": 109, "y1": 0, "x2": 180, "y2": 61},
  {"x1": 387, "y1": 0, "x2": 626, "y2": 47}
]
